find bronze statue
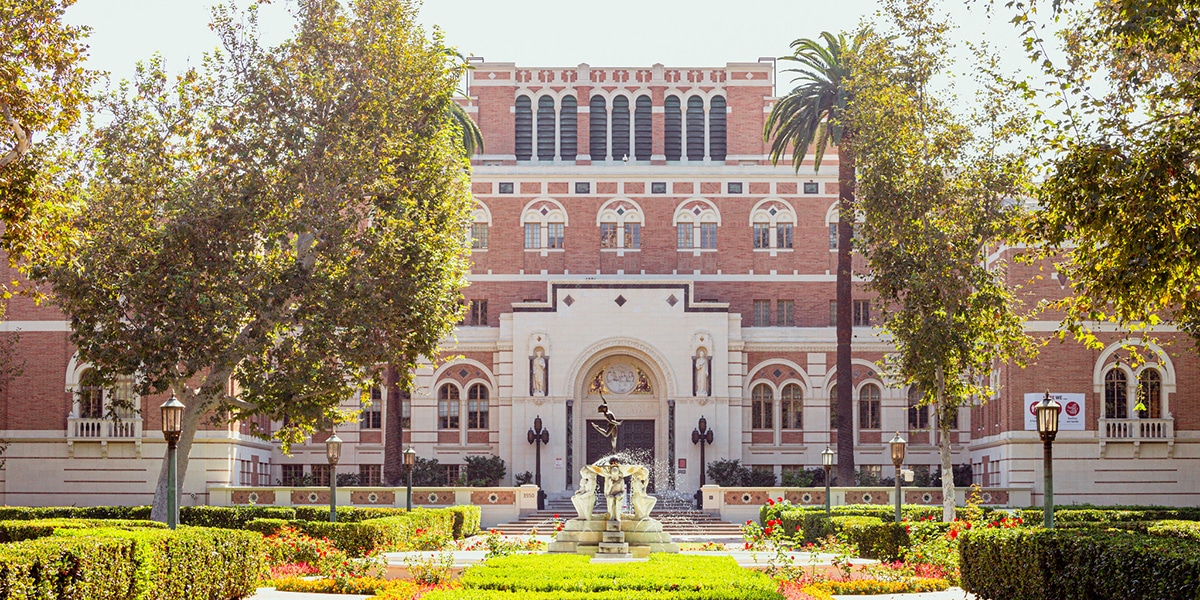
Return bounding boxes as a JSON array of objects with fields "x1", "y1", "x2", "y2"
[{"x1": 591, "y1": 394, "x2": 622, "y2": 454}]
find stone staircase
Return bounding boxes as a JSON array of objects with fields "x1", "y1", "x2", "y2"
[{"x1": 489, "y1": 494, "x2": 745, "y2": 538}]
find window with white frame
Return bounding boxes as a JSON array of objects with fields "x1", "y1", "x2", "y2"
[
  {"x1": 752, "y1": 383, "x2": 774, "y2": 430},
  {"x1": 908, "y1": 387, "x2": 929, "y2": 429},
  {"x1": 438, "y1": 384, "x2": 460, "y2": 429},
  {"x1": 467, "y1": 383, "x2": 489, "y2": 429},
  {"x1": 749, "y1": 199, "x2": 796, "y2": 251},
  {"x1": 360, "y1": 387, "x2": 382, "y2": 430},
  {"x1": 521, "y1": 199, "x2": 568, "y2": 251},
  {"x1": 1105, "y1": 368, "x2": 1128, "y2": 418},
  {"x1": 74, "y1": 368, "x2": 139, "y2": 420},
  {"x1": 753, "y1": 300, "x2": 771, "y2": 326},
  {"x1": 471, "y1": 223, "x2": 489, "y2": 250},
  {"x1": 597, "y1": 199, "x2": 644, "y2": 250},
  {"x1": 777, "y1": 300, "x2": 794, "y2": 327},
  {"x1": 781, "y1": 383, "x2": 803, "y2": 430},
  {"x1": 257, "y1": 460, "x2": 271, "y2": 486},
  {"x1": 674, "y1": 200, "x2": 720, "y2": 250},
  {"x1": 859, "y1": 384, "x2": 881, "y2": 429},
  {"x1": 1138, "y1": 368, "x2": 1163, "y2": 418}
]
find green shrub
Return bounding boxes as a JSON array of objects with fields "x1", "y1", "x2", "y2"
[
  {"x1": 179, "y1": 505, "x2": 295, "y2": 528},
  {"x1": 464, "y1": 455, "x2": 507, "y2": 487},
  {"x1": 960, "y1": 527, "x2": 1200, "y2": 600},
  {"x1": 0, "y1": 535, "x2": 136, "y2": 600},
  {"x1": 0, "y1": 518, "x2": 164, "y2": 542},
  {"x1": 293, "y1": 505, "x2": 409, "y2": 522},
  {"x1": 832, "y1": 516, "x2": 909, "y2": 561},
  {"x1": 448, "y1": 554, "x2": 780, "y2": 599},
  {"x1": 446, "y1": 505, "x2": 482, "y2": 539},
  {"x1": 0, "y1": 526, "x2": 264, "y2": 600},
  {"x1": 421, "y1": 591, "x2": 779, "y2": 600},
  {"x1": 1020, "y1": 506, "x2": 1200, "y2": 525},
  {"x1": 1147, "y1": 519, "x2": 1200, "y2": 542},
  {"x1": 247, "y1": 509, "x2": 456, "y2": 556}
]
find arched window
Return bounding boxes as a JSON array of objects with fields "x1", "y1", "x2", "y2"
[
  {"x1": 752, "y1": 383, "x2": 774, "y2": 429},
  {"x1": 908, "y1": 387, "x2": 929, "y2": 429},
  {"x1": 559, "y1": 95, "x2": 577, "y2": 161},
  {"x1": 589, "y1": 96, "x2": 607, "y2": 161},
  {"x1": 514, "y1": 96, "x2": 532, "y2": 161},
  {"x1": 859, "y1": 384, "x2": 881, "y2": 429},
  {"x1": 467, "y1": 383, "x2": 489, "y2": 429},
  {"x1": 611, "y1": 96, "x2": 630, "y2": 161},
  {"x1": 1105, "y1": 368, "x2": 1128, "y2": 419},
  {"x1": 781, "y1": 383, "x2": 803, "y2": 430},
  {"x1": 78, "y1": 368, "x2": 105, "y2": 418},
  {"x1": 634, "y1": 96, "x2": 652, "y2": 161},
  {"x1": 76, "y1": 369, "x2": 137, "y2": 419},
  {"x1": 708, "y1": 95, "x2": 726, "y2": 161},
  {"x1": 685, "y1": 96, "x2": 705, "y2": 161},
  {"x1": 664, "y1": 95, "x2": 682, "y2": 161},
  {"x1": 438, "y1": 384, "x2": 460, "y2": 429},
  {"x1": 536, "y1": 96, "x2": 556, "y2": 161},
  {"x1": 1138, "y1": 368, "x2": 1162, "y2": 419},
  {"x1": 828, "y1": 384, "x2": 838, "y2": 428}
]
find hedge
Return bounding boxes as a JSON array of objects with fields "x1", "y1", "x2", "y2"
[
  {"x1": 1019, "y1": 506, "x2": 1200, "y2": 525},
  {"x1": 797, "y1": 578, "x2": 951, "y2": 600},
  {"x1": 0, "y1": 526, "x2": 264, "y2": 600},
  {"x1": 247, "y1": 509, "x2": 457, "y2": 555},
  {"x1": 0, "y1": 505, "x2": 296, "y2": 528},
  {"x1": 0, "y1": 518, "x2": 164, "y2": 543},
  {"x1": 829, "y1": 516, "x2": 909, "y2": 561},
  {"x1": 960, "y1": 527, "x2": 1200, "y2": 600},
  {"x1": 292, "y1": 506, "x2": 408, "y2": 523},
  {"x1": 769, "y1": 504, "x2": 944, "y2": 533},
  {"x1": 450, "y1": 554, "x2": 780, "y2": 598},
  {"x1": 1147, "y1": 519, "x2": 1200, "y2": 543},
  {"x1": 447, "y1": 505, "x2": 482, "y2": 538}
]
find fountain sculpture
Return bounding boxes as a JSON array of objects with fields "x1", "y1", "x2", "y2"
[{"x1": 548, "y1": 399, "x2": 679, "y2": 558}]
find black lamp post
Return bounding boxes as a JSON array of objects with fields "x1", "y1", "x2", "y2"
[
  {"x1": 821, "y1": 446, "x2": 835, "y2": 516},
  {"x1": 404, "y1": 446, "x2": 416, "y2": 511},
  {"x1": 889, "y1": 432, "x2": 907, "y2": 523},
  {"x1": 326, "y1": 433, "x2": 342, "y2": 522},
  {"x1": 527, "y1": 415, "x2": 550, "y2": 510},
  {"x1": 1036, "y1": 391, "x2": 1061, "y2": 529},
  {"x1": 692, "y1": 416, "x2": 715, "y2": 508},
  {"x1": 160, "y1": 394, "x2": 184, "y2": 530}
]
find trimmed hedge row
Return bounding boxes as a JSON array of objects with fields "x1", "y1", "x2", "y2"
[
  {"x1": 0, "y1": 518, "x2": 166, "y2": 543},
  {"x1": 768, "y1": 504, "x2": 944, "y2": 531},
  {"x1": 794, "y1": 515, "x2": 908, "y2": 560},
  {"x1": 0, "y1": 504, "x2": 481, "y2": 535},
  {"x1": 445, "y1": 553, "x2": 781, "y2": 599},
  {"x1": 1018, "y1": 506, "x2": 1200, "y2": 524},
  {"x1": 247, "y1": 508, "x2": 458, "y2": 555},
  {"x1": 960, "y1": 527, "x2": 1200, "y2": 600},
  {"x1": 0, "y1": 526, "x2": 264, "y2": 600},
  {"x1": 1147, "y1": 519, "x2": 1200, "y2": 543}
]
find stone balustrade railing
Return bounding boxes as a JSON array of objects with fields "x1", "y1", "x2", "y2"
[{"x1": 698, "y1": 485, "x2": 1033, "y2": 524}]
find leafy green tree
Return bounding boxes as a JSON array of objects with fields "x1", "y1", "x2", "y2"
[
  {"x1": 0, "y1": 0, "x2": 94, "y2": 301},
  {"x1": 1006, "y1": 0, "x2": 1200, "y2": 348},
  {"x1": 764, "y1": 32, "x2": 862, "y2": 484},
  {"x1": 36, "y1": 0, "x2": 474, "y2": 522},
  {"x1": 850, "y1": 0, "x2": 1037, "y2": 520}
]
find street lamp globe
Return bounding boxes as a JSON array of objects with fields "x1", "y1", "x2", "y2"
[
  {"x1": 403, "y1": 446, "x2": 416, "y2": 469},
  {"x1": 889, "y1": 432, "x2": 907, "y2": 467},
  {"x1": 326, "y1": 433, "x2": 343, "y2": 466},
  {"x1": 821, "y1": 446, "x2": 834, "y2": 469},
  {"x1": 1037, "y1": 393, "x2": 1061, "y2": 442},
  {"x1": 160, "y1": 394, "x2": 184, "y2": 442}
]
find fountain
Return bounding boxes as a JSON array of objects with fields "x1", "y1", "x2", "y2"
[{"x1": 548, "y1": 400, "x2": 680, "y2": 558}]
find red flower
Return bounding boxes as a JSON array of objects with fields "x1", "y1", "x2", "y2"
[
  {"x1": 796, "y1": 526, "x2": 802, "y2": 532},
  {"x1": 554, "y1": 514, "x2": 559, "y2": 519},
  {"x1": 746, "y1": 520, "x2": 753, "y2": 525},
  {"x1": 744, "y1": 542, "x2": 752, "y2": 550},
  {"x1": 948, "y1": 529, "x2": 959, "y2": 539},
  {"x1": 767, "y1": 499, "x2": 775, "y2": 505}
]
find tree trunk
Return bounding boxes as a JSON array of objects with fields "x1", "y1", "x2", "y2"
[
  {"x1": 383, "y1": 366, "x2": 404, "y2": 486},
  {"x1": 835, "y1": 138, "x2": 856, "y2": 486},
  {"x1": 936, "y1": 365, "x2": 956, "y2": 522},
  {"x1": 150, "y1": 391, "x2": 205, "y2": 523}
]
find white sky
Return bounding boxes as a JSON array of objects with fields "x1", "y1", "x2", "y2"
[{"x1": 64, "y1": 0, "x2": 1040, "y2": 96}]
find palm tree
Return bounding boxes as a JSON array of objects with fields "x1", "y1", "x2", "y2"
[
  {"x1": 764, "y1": 31, "x2": 859, "y2": 486},
  {"x1": 448, "y1": 100, "x2": 484, "y2": 157}
]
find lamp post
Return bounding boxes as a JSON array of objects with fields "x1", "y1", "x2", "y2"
[
  {"x1": 889, "y1": 432, "x2": 907, "y2": 523},
  {"x1": 527, "y1": 415, "x2": 550, "y2": 510},
  {"x1": 160, "y1": 394, "x2": 184, "y2": 530},
  {"x1": 691, "y1": 416, "x2": 714, "y2": 508},
  {"x1": 1036, "y1": 391, "x2": 1061, "y2": 529},
  {"x1": 821, "y1": 446, "x2": 835, "y2": 516},
  {"x1": 325, "y1": 433, "x2": 342, "y2": 523},
  {"x1": 404, "y1": 446, "x2": 416, "y2": 511}
]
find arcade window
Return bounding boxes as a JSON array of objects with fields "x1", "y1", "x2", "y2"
[
  {"x1": 468, "y1": 300, "x2": 488, "y2": 326},
  {"x1": 753, "y1": 300, "x2": 771, "y2": 327}
]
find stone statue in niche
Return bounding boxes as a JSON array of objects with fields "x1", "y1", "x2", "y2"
[
  {"x1": 694, "y1": 349, "x2": 710, "y2": 396},
  {"x1": 531, "y1": 348, "x2": 547, "y2": 396}
]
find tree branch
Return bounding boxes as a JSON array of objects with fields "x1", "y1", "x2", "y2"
[{"x1": 0, "y1": 103, "x2": 30, "y2": 170}]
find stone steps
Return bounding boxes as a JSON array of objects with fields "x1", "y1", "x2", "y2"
[{"x1": 490, "y1": 508, "x2": 745, "y2": 537}]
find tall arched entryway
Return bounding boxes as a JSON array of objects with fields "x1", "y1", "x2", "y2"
[{"x1": 568, "y1": 347, "x2": 673, "y2": 491}]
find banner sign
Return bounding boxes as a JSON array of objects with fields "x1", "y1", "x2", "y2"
[{"x1": 1024, "y1": 393, "x2": 1085, "y2": 431}]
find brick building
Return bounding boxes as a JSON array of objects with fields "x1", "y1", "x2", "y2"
[{"x1": 1, "y1": 59, "x2": 1197, "y2": 508}]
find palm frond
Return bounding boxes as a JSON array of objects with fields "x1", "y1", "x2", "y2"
[
  {"x1": 448, "y1": 101, "x2": 484, "y2": 156},
  {"x1": 764, "y1": 31, "x2": 857, "y2": 173}
]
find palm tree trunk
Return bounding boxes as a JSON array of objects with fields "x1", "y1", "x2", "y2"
[
  {"x1": 384, "y1": 367, "x2": 404, "y2": 486},
  {"x1": 835, "y1": 137, "x2": 856, "y2": 486}
]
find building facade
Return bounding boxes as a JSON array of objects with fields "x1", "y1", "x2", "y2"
[{"x1": 1, "y1": 59, "x2": 1198, "y2": 508}]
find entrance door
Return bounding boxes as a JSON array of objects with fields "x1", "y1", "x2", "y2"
[{"x1": 586, "y1": 419, "x2": 655, "y2": 490}]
